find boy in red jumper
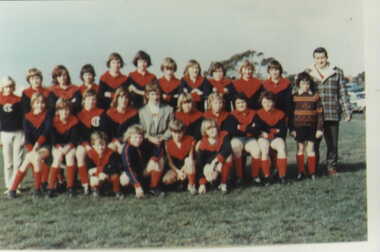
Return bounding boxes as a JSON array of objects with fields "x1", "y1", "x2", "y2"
[
  {"x1": 175, "y1": 93, "x2": 203, "y2": 140},
  {"x1": 21, "y1": 68, "x2": 50, "y2": 114},
  {"x1": 233, "y1": 60, "x2": 263, "y2": 110},
  {"x1": 120, "y1": 125, "x2": 165, "y2": 198},
  {"x1": 290, "y1": 72, "x2": 323, "y2": 180},
  {"x1": 98, "y1": 52, "x2": 129, "y2": 109},
  {"x1": 0, "y1": 76, "x2": 25, "y2": 193},
  {"x1": 224, "y1": 93, "x2": 261, "y2": 185},
  {"x1": 48, "y1": 65, "x2": 81, "y2": 115},
  {"x1": 128, "y1": 50, "x2": 157, "y2": 108},
  {"x1": 180, "y1": 59, "x2": 212, "y2": 111},
  {"x1": 47, "y1": 98, "x2": 80, "y2": 197},
  {"x1": 75, "y1": 90, "x2": 107, "y2": 194},
  {"x1": 104, "y1": 87, "x2": 139, "y2": 153},
  {"x1": 253, "y1": 91, "x2": 288, "y2": 184},
  {"x1": 87, "y1": 131, "x2": 122, "y2": 199},
  {"x1": 8, "y1": 93, "x2": 51, "y2": 198},
  {"x1": 196, "y1": 119, "x2": 233, "y2": 194},
  {"x1": 158, "y1": 57, "x2": 181, "y2": 108},
  {"x1": 162, "y1": 119, "x2": 197, "y2": 195},
  {"x1": 208, "y1": 62, "x2": 236, "y2": 111}
]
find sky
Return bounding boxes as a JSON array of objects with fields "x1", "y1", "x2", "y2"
[{"x1": 0, "y1": 0, "x2": 364, "y2": 93}]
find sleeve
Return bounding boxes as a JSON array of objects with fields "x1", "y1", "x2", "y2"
[
  {"x1": 216, "y1": 134, "x2": 232, "y2": 163},
  {"x1": 69, "y1": 123, "x2": 81, "y2": 147},
  {"x1": 284, "y1": 86, "x2": 293, "y2": 122},
  {"x1": 97, "y1": 80, "x2": 112, "y2": 110},
  {"x1": 273, "y1": 118, "x2": 287, "y2": 139},
  {"x1": 47, "y1": 92, "x2": 57, "y2": 118},
  {"x1": 121, "y1": 145, "x2": 140, "y2": 185},
  {"x1": 248, "y1": 116, "x2": 268, "y2": 138},
  {"x1": 23, "y1": 119, "x2": 34, "y2": 151},
  {"x1": 37, "y1": 115, "x2": 52, "y2": 146},
  {"x1": 104, "y1": 113, "x2": 116, "y2": 141},
  {"x1": 201, "y1": 78, "x2": 213, "y2": 100},
  {"x1": 71, "y1": 90, "x2": 82, "y2": 115},
  {"x1": 337, "y1": 69, "x2": 352, "y2": 119},
  {"x1": 221, "y1": 115, "x2": 239, "y2": 136},
  {"x1": 104, "y1": 153, "x2": 122, "y2": 175},
  {"x1": 21, "y1": 93, "x2": 30, "y2": 115},
  {"x1": 316, "y1": 95, "x2": 324, "y2": 131},
  {"x1": 288, "y1": 95, "x2": 296, "y2": 132},
  {"x1": 189, "y1": 117, "x2": 203, "y2": 140},
  {"x1": 138, "y1": 108, "x2": 149, "y2": 137},
  {"x1": 162, "y1": 107, "x2": 174, "y2": 140}
]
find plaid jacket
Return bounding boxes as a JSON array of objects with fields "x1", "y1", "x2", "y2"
[{"x1": 305, "y1": 65, "x2": 351, "y2": 121}]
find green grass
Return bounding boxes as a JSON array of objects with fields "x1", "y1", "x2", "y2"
[{"x1": 0, "y1": 114, "x2": 366, "y2": 249}]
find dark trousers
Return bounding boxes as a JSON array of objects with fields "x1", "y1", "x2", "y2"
[{"x1": 315, "y1": 121, "x2": 339, "y2": 173}]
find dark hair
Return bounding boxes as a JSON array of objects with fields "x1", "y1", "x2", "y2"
[
  {"x1": 313, "y1": 47, "x2": 328, "y2": 58},
  {"x1": 52, "y1": 65, "x2": 71, "y2": 85},
  {"x1": 233, "y1": 92, "x2": 248, "y2": 103},
  {"x1": 80, "y1": 64, "x2": 96, "y2": 81},
  {"x1": 133, "y1": 50, "x2": 152, "y2": 67},
  {"x1": 106, "y1": 52, "x2": 124, "y2": 68},
  {"x1": 267, "y1": 60, "x2": 283, "y2": 75},
  {"x1": 209, "y1": 62, "x2": 226, "y2": 76},
  {"x1": 259, "y1": 91, "x2": 276, "y2": 104},
  {"x1": 296, "y1": 72, "x2": 316, "y2": 93}
]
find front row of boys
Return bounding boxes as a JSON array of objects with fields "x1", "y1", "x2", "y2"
[{"x1": 6, "y1": 70, "x2": 323, "y2": 199}]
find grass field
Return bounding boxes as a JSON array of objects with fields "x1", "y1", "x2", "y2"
[{"x1": 0, "y1": 114, "x2": 366, "y2": 249}]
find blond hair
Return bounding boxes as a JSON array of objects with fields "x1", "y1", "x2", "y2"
[
  {"x1": 183, "y1": 59, "x2": 201, "y2": 78},
  {"x1": 110, "y1": 87, "x2": 130, "y2": 108},
  {"x1": 26, "y1": 68, "x2": 43, "y2": 83},
  {"x1": 160, "y1": 57, "x2": 177, "y2": 72},
  {"x1": 206, "y1": 92, "x2": 224, "y2": 111},
  {"x1": 55, "y1": 98, "x2": 71, "y2": 112},
  {"x1": 30, "y1": 92, "x2": 46, "y2": 109},
  {"x1": 176, "y1": 93, "x2": 193, "y2": 112},
  {"x1": 200, "y1": 119, "x2": 218, "y2": 137},
  {"x1": 169, "y1": 119, "x2": 185, "y2": 132},
  {"x1": 123, "y1": 124, "x2": 145, "y2": 143},
  {"x1": 90, "y1": 131, "x2": 108, "y2": 146},
  {"x1": 238, "y1": 60, "x2": 255, "y2": 78},
  {"x1": 0, "y1": 76, "x2": 16, "y2": 89}
]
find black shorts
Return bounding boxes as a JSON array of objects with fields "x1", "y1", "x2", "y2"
[{"x1": 295, "y1": 126, "x2": 316, "y2": 142}]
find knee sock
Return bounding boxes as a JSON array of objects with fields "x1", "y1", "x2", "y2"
[
  {"x1": 308, "y1": 156, "x2": 316, "y2": 175},
  {"x1": 10, "y1": 170, "x2": 27, "y2": 191},
  {"x1": 251, "y1": 158, "x2": 261, "y2": 178},
  {"x1": 296, "y1": 154, "x2": 305, "y2": 174},
  {"x1": 34, "y1": 171, "x2": 42, "y2": 190},
  {"x1": 78, "y1": 165, "x2": 89, "y2": 185},
  {"x1": 233, "y1": 157, "x2": 244, "y2": 179},
  {"x1": 150, "y1": 171, "x2": 162, "y2": 188},
  {"x1": 66, "y1": 166, "x2": 76, "y2": 188},
  {"x1": 199, "y1": 177, "x2": 207, "y2": 185},
  {"x1": 261, "y1": 160, "x2": 271, "y2": 177},
  {"x1": 188, "y1": 173, "x2": 196, "y2": 186},
  {"x1": 277, "y1": 158, "x2": 288, "y2": 178},
  {"x1": 41, "y1": 162, "x2": 50, "y2": 183},
  {"x1": 111, "y1": 175, "x2": 121, "y2": 193},
  {"x1": 221, "y1": 161, "x2": 232, "y2": 184},
  {"x1": 48, "y1": 167, "x2": 60, "y2": 190}
]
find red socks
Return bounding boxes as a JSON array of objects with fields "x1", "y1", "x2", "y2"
[
  {"x1": 34, "y1": 171, "x2": 42, "y2": 190},
  {"x1": 261, "y1": 160, "x2": 271, "y2": 177},
  {"x1": 221, "y1": 161, "x2": 232, "y2": 184},
  {"x1": 199, "y1": 177, "x2": 207, "y2": 185},
  {"x1": 41, "y1": 162, "x2": 50, "y2": 184},
  {"x1": 110, "y1": 175, "x2": 121, "y2": 193},
  {"x1": 188, "y1": 173, "x2": 196, "y2": 186},
  {"x1": 66, "y1": 166, "x2": 76, "y2": 188},
  {"x1": 296, "y1": 154, "x2": 305, "y2": 174},
  {"x1": 78, "y1": 165, "x2": 89, "y2": 185},
  {"x1": 48, "y1": 167, "x2": 60, "y2": 190},
  {"x1": 251, "y1": 158, "x2": 261, "y2": 178},
  {"x1": 10, "y1": 170, "x2": 26, "y2": 191},
  {"x1": 308, "y1": 156, "x2": 316, "y2": 175},
  {"x1": 233, "y1": 157, "x2": 244, "y2": 179},
  {"x1": 277, "y1": 158, "x2": 287, "y2": 178},
  {"x1": 150, "y1": 171, "x2": 162, "y2": 188}
]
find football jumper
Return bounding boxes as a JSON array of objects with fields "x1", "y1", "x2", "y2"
[
  {"x1": 98, "y1": 71, "x2": 129, "y2": 109},
  {"x1": 233, "y1": 78, "x2": 262, "y2": 109},
  {"x1": 48, "y1": 84, "x2": 81, "y2": 115},
  {"x1": 128, "y1": 70, "x2": 156, "y2": 108},
  {"x1": 174, "y1": 109, "x2": 203, "y2": 140},
  {"x1": 180, "y1": 76, "x2": 212, "y2": 111},
  {"x1": 158, "y1": 76, "x2": 181, "y2": 108},
  {"x1": 104, "y1": 107, "x2": 139, "y2": 142},
  {"x1": 262, "y1": 77, "x2": 293, "y2": 119},
  {"x1": 21, "y1": 86, "x2": 50, "y2": 114}
]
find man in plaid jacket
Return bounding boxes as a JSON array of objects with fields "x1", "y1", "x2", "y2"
[{"x1": 305, "y1": 47, "x2": 352, "y2": 175}]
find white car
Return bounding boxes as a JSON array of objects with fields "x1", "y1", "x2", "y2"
[{"x1": 349, "y1": 92, "x2": 365, "y2": 112}]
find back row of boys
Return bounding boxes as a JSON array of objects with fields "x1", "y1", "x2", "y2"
[{"x1": 0, "y1": 48, "x2": 352, "y2": 199}]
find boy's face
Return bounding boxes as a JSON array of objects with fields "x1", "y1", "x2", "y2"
[
  {"x1": 57, "y1": 71, "x2": 69, "y2": 85},
  {"x1": 83, "y1": 72, "x2": 94, "y2": 84},
  {"x1": 163, "y1": 67, "x2": 175, "y2": 78},
  {"x1": 147, "y1": 91, "x2": 160, "y2": 104},
  {"x1": 171, "y1": 130, "x2": 184, "y2": 143},
  {"x1": 314, "y1": 52, "x2": 328, "y2": 69},
  {"x1": 2, "y1": 82, "x2": 14, "y2": 96},
  {"x1": 235, "y1": 99, "x2": 247, "y2": 112},
  {"x1": 262, "y1": 97, "x2": 274, "y2": 112},
  {"x1": 206, "y1": 124, "x2": 218, "y2": 138},
  {"x1": 242, "y1": 67, "x2": 253, "y2": 79},
  {"x1": 212, "y1": 68, "x2": 224, "y2": 81},
  {"x1": 129, "y1": 133, "x2": 143, "y2": 147},
  {"x1": 84, "y1": 95, "x2": 96, "y2": 110},
  {"x1": 58, "y1": 107, "x2": 70, "y2": 121},
  {"x1": 188, "y1": 66, "x2": 200, "y2": 78},
  {"x1": 93, "y1": 140, "x2": 106, "y2": 156},
  {"x1": 117, "y1": 94, "x2": 129, "y2": 108},
  {"x1": 269, "y1": 68, "x2": 281, "y2": 80},
  {"x1": 29, "y1": 75, "x2": 42, "y2": 89},
  {"x1": 182, "y1": 100, "x2": 193, "y2": 113},
  {"x1": 32, "y1": 97, "x2": 46, "y2": 114},
  {"x1": 211, "y1": 99, "x2": 223, "y2": 113},
  {"x1": 299, "y1": 80, "x2": 311, "y2": 93},
  {"x1": 137, "y1": 59, "x2": 148, "y2": 71},
  {"x1": 109, "y1": 59, "x2": 121, "y2": 72}
]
